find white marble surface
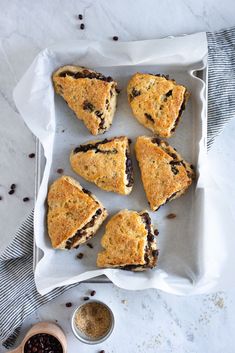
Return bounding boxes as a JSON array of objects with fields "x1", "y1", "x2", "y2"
[{"x1": 0, "y1": 0, "x2": 235, "y2": 352}]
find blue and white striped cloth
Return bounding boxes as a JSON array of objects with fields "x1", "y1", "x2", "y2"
[{"x1": 1, "y1": 27, "x2": 235, "y2": 349}]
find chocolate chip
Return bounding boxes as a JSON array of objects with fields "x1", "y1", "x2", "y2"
[
  {"x1": 28, "y1": 153, "x2": 35, "y2": 158},
  {"x1": 87, "y1": 243, "x2": 93, "y2": 248},
  {"x1": 8, "y1": 189, "x2": 15, "y2": 195},
  {"x1": 78, "y1": 14, "x2": 83, "y2": 20},
  {"x1": 99, "y1": 350, "x2": 105, "y2": 353},
  {"x1": 23, "y1": 197, "x2": 30, "y2": 202},
  {"x1": 10, "y1": 184, "x2": 16, "y2": 189},
  {"x1": 83, "y1": 296, "x2": 89, "y2": 301},
  {"x1": 24, "y1": 334, "x2": 63, "y2": 353},
  {"x1": 80, "y1": 23, "x2": 85, "y2": 30},
  {"x1": 190, "y1": 164, "x2": 194, "y2": 169},
  {"x1": 113, "y1": 36, "x2": 118, "y2": 41},
  {"x1": 165, "y1": 89, "x2": 173, "y2": 97},
  {"x1": 171, "y1": 165, "x2": 179, "y2": 175},
  {"x1": 170, "y1": 153, "x2": 177, "y2": 159},
  {"x1": 152, "y1": 249, "x2": 159, "y2": 257},
  {"x1": 166, "y1": 213, "x2": 176, "y2": 219},
  {"x1": 77, "y1": 253, "x2": 84, "y2": 259},
  {"x1": 57, "y1": 168, "x2": 64, "y2": 174},
  {"x1": 0, "y1": 196, "x2": 2, "y2": 200},
  {"x1": 65, "y1": 302, "x2": 72, "y2": 307},
  {"x1": 83, "y1": 100, "x2": 95, "y2": 112},
  {"x1": 90, "y1": 290, "x2": 96, "y2": 296},
  {"x1": 132, "y1": 88, "x2": 141, "y2": 98},
  {"x1": 154, "y1": 229, "x2": 159, "y2": 236},
  {"x1": 145, "y1": 113, "x2": 154, "y2": 122},
  {"x1": 116, "y1": 88, "x2": 121, "y2": 94},
  {"x1": 95, "y1": 110, "x2": 103, "y2": 118},
  {"x1": 152, "y1": 137, "x2": 161, "y2": 145},
  {"x1": 147, "y1": 234, "x2": 154, "y2": 242},
  {"x1": 82, "y1": 188, "x2": 92, "y2": 196}
]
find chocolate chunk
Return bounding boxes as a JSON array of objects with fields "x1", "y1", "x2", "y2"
[
  {"x1": 28, "y1": 153, "x2": 35, "y2": 158},
  {"x1": 152, "y1": 137, "x2": 161, "y2": 145},
  {"x1": 83, "y1": 296, "x2": 90, "y2": 301},
  {"x1": 10, "y1": 184, "x2": 16, "y2": 190},
  {"x1": 77, "y1": 253, "x2": 84, "y2": 259},
  {"x1": 165, "y1": 89, "x2": 173, "y2": 97},
  {"x1": 23, "y1": 197, "x2": 30, "y2": 202},
  {"x1": 90, "y1": 290, "x2": 96, "y2": 296},
  {"x1": 8, "y1": 189, "x2": 15, "y2": 195},
  {"x1": 154, "y1": 229, "x2": 159, "y2": 236},
  {"x1": 167, "y1": 213, "x2": 176, "y2": 219},
  {"x1": 65, "y1": 302, "x2": 72, "y2": 307},
  {"x1": 145, "y1": 113, "x2": 154, "y2": 122},
  {"x1": 57, "y1": 168, "x2": 64, "y2": 174},
  {"x1": 152, "y1": 249, "x2": 159, "y2": 257},
  {"x1": 83, "y1": 100, "x2": 95, "y2": 112},
  {"x1": 80, "y1": 23, "x2": 85, "y2": 30},
  {"x1": 95, "y1": 110, "x2": 103, "y2": 118},
  {"x1": 113, "y1": 36, "x2": 118, "y2": 41},
  {"x1": 78, "y1": 14, "x2": 83, "y2": 20},
  {"x1": 82, "y1": 188, "x2": 92, "y2": 196},
  {"x1": 147, "y1": 234, "x2": 154, "y2": 242},
  {"x1": 59, "y1": 70, "x2": 75, "y2": 77},
  {"x1": 87, "y1": 243, "x2": 93, "y2": 249}
]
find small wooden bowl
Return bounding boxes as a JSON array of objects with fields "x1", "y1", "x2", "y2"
[{"x1": 9, "y1": 322, "x2": 67, "y2": 353}]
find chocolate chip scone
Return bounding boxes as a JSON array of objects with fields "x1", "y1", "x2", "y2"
[
  {"x1": 53, "y1": 65, "x2": 118, "y2": 135},
  {"x1": 97, "y1": 209, "x2": 158, "y2": 271},
  {"x1": 127, "y1": 73, "x2": 189, "y2": 138},
  {"x1": 135, "y1": 136, "x2": 195, "y2": 211},
  {"x1": 47, "y1": 176, "x2": 108, "y2": 249},
  {"x1": 70, "y1": 136, "x2": 134, "y2": 195}
]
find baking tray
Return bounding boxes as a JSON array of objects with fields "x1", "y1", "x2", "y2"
[{"x1": 11, "y1": 34, "x2": 211, "y2": 295}]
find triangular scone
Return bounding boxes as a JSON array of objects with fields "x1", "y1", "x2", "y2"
[
  {"x1": 97, "y1": 209, "x2": 158, "y2": 271},
  {"x1": 70, "y1": 136, "x2": 134, "y2": 195},
  {"x1": 47, "y1": 176, "x2": 108, "y2": 249},
  {"x1": 135, "y1": 136, "x2": 195, "y2": 211},
  {"x1": 127, "y1": 73, "x2": 189, "y2": 138},
  {"x1": 53, "y1": 65, "x2": 118, "y2": 135}
]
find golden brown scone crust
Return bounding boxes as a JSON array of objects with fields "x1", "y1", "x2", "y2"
[
  {"x1": 53, "y1": 65, "x2": 118, "y2": 135},
  {"x1": 135, "y1": 136, "x2": 195, "y2": 211},
  {"x1": 70, "y1": 136, "x2": 134, "y2": 195},
  {"x1": 127, "y1": 73, "x2": 189, "y2": 138},
  {"x1": 47, "y1": 176, "x2": 107, "y2": 249},
  {"x1": 97, "y1": 209, "x2": 158, "y2": 270}
]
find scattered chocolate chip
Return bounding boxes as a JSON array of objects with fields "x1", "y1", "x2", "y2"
[
  {"x1": 77, "y1": 253, "x2": 84, "y2": 259},
  {"x1": 23, "y1": 197, "x2": 30, "y2": 202},
  {"x1": 116, "y1": 88, "x2": 121, "y2": 94},
  {"x1": 10, "y1": 184, "x2": 16, "y2": 190},
  {"x1": 99, "y1": 350, "x2": 105, "y2": 353},
  {"x1": 28, "y1": 153, "x2": 35, "y2": 158},
  {"x1": 113, "y1": 36, "x2": 118, "y2": 41},
  {"x1": 62, "y1": 129, "x2": 65, "y2": 133},
  {"x1": 87, "y1": 243, "x2": 93, "y2": 249},
  {"x1": 8, "y1": 189, "x2": 15, "y2": 195},
  {"x1": 80, "y1": 23, "x2": 85, "y2": 30},
  {"x1": 57, "y1": 168, "x2": 64, "y2": 174},
  {"x1": 90, "y1": 290, "x2": 96, "y2": 296},
  {"x1": 0, "y1": 196, "x2": 2, "y2": 200},
  {"x1": 166, "y1": 213, "x2": 176, "y2": 219},
  {"x1": 83, "y1": 296, "x2": 90, "y2": 301},
  {"x1": 65, "y1": 302, "x2": 72, "y2": 307},
  {"x1": 154, "y1": 229, "x2": 159, "y2": 236},
  {"x1": 78, "y1": 14, "x2": 83, "y2": 20}
]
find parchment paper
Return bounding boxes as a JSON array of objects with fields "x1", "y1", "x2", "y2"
[{"x1": 13, "y1": 33, "x2": 228, "y2": 296}]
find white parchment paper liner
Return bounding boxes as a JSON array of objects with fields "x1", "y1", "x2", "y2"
[{"x1": 13, "y1": 33, "x2": 234, "y2": 296}]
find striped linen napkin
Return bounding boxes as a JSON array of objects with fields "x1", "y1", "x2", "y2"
[{"x1": 1, "y1": 27, "x2": 235, "y2": 349}]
